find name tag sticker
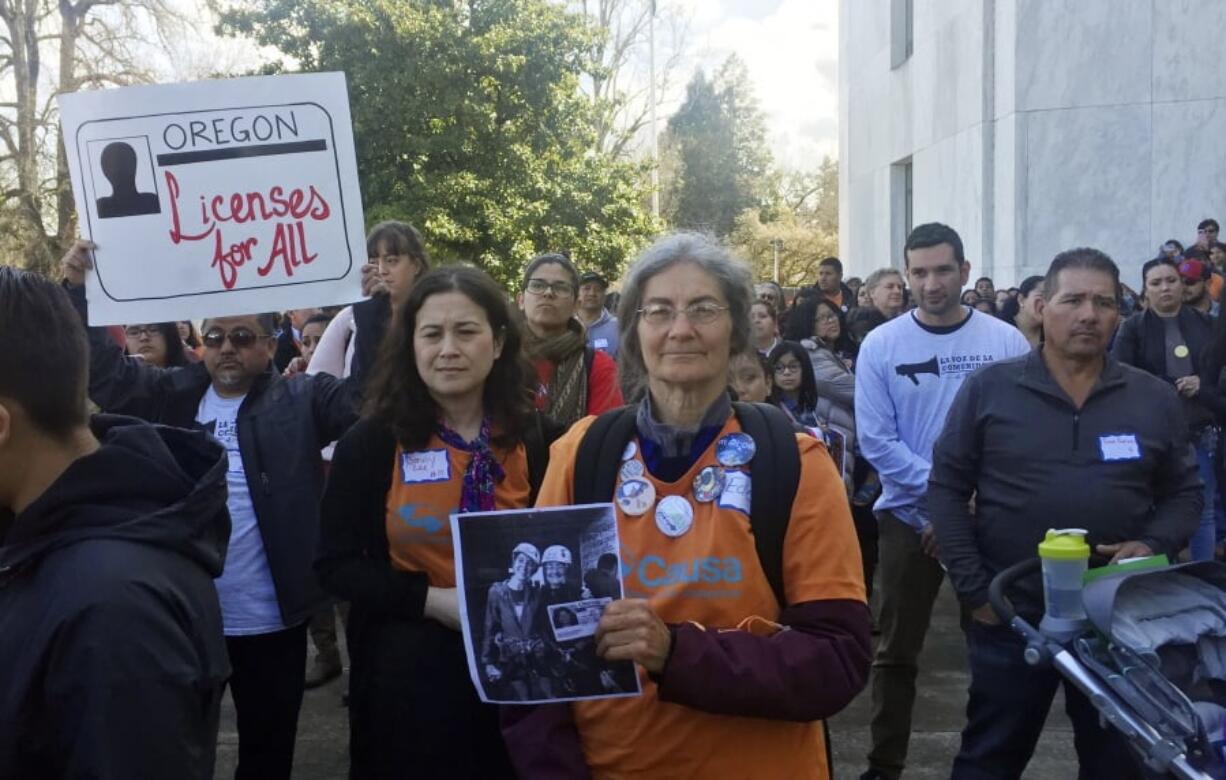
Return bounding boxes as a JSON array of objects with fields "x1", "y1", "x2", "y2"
[
  {"x1": 401, "y1": 449, "x2": 451, "y2": 484},
  {"x1": 593, "y1": 338, "x2": 609, "y2": 349},
  {"x1": 1099, "y1": 434, "x2": 1141, "y2": 462},
  {"x1": 718, "y1": 470, "x2": 752, "y2": 515}
]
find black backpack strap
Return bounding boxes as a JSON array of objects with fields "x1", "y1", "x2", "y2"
[
  {"x1": 524, "y1": 412, "x2": 567, "y2": 506},
  {"x1": 733, "y1": 401, "x2": 802, "y2": 609},
  {"x1": 572, "y1": 405, "x2": 639, "y2": 504}
]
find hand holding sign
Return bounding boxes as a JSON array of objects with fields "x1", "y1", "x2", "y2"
[{"x1": 60, "y1": 240, "x2": 96, "y2": 288}]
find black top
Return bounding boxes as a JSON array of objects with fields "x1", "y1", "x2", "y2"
[
  {"x1": 68, "y1": 284, "x2": 361, "y2": 627},
  {"x1": 0, "y1": 416, "x2": 230, "y2": 778},
  {"x1": 929, "y1": 349, "x2": 1203, "y2": 617}
]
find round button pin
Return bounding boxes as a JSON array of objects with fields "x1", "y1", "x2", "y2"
[
  {"x1": 1175, "y1": 345, "x2": 1190, "y2": 359},
  {"x1": 692, "y1": 465, "x2": 725, "y2": 503},
  {"x1": 716, "y1": 432, "x2": 756, "y2": 467},
  {"x1": 621, "y1": 440, "x2": 638, "y2": 461},
  {"x1": 615, "y1": 478, "x2": 655, "y2": 517},
  {"x1": 655, "y1": 495, "x2": 694, "y2": 538},
  {"x1": 619, "y1": 459, "x2": 645, "y2": 480}
]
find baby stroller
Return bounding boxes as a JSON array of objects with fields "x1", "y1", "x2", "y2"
[{"x1": 990, "y1": 559, "x2": 1226, "y2": 779}]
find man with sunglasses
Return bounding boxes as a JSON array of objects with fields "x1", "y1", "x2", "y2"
[{"x1": 61, "y1": 240, "x2": 360, "y2": 780}]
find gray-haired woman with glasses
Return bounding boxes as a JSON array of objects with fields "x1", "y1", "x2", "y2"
[{"x1": 506, "y1": 232, "x2": 870, "y2": 779}]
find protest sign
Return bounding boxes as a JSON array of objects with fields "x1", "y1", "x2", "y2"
[
  {"x1": 451, "y1": 503, "x2": 641, "y2": 705},
  {"x1": 59, "y1": 72, "x2": 366, "y2": 325}
]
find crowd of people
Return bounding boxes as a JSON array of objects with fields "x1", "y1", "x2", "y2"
[{"x1": 0, "y1": 214, "x2": 1222, "y2": 779}]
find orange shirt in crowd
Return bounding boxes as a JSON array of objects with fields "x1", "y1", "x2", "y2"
[
  {"x1": 384, "y1": 435, "x2": 531, "y2": 583},
  {"x1": 1210, "y1": 272, "x2": 1223, "y2": 303},
  {"x1": 826, "y1": 289, "x2": 844, "y2": 309},
  {"x1": 535, "y1": 414, "x2": 866, "y2": 779}
]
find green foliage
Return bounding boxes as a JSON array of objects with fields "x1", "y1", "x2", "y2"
[
  {"x1": 660, "y1": 54, "x2": 772, "y2": 238},
  {"x1": 729, "y1": 157, "x2": 839, "y2": 286},
  {"x1": 219, "y1": 0, "x2": 657, "y2": 287}
]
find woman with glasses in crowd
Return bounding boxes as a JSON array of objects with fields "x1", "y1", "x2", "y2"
[
  {"x1": 518, "y1": 253, "x2": 624, "y2": 425},
  {"x1": 505, "y1": 232, "x2": 869, "y2": 779},
  {"x1": 307, "y1": 221, "x2": 429, "y2": 383},
  {"x1": 316, "y1": 265, "x2": 562, "y2": 777},
  {"x1": 767, "y1": 341, "x2": 821, "y2": 427},
  {"x1": 123, "y1": 322, "x2": 192, "y2": 368}
]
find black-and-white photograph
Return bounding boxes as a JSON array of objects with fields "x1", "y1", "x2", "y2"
[{"x1": 450, "y1": 503, "x2": 642, "y2": 705}]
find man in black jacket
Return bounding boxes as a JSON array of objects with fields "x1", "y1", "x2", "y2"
[
  {"x1": 929, "y1": 247, "x2": 1201, "y2": 779},
  {"x1": 62, "y1": 241, "x2": 361, "y2": 779},
  {"x1": 0, "y1": 267, "x2": 230, "y2": 778}
]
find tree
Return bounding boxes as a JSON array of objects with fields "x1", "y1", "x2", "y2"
[
  {"x1": 219, "y1": 0, "x2": 658, "y2": 288},
  {"x1": 660, "y1": 54, "x2": 772, "y2": 238},
  {"x1": 729, "y1": 156, "x2": 839, "y2": 287},
  {"x1": 571, "y1": 0, "x2": 688, "y2": 159},
  {"x1": 0, "y1": 0, "x2": 179, "y2": 274}
]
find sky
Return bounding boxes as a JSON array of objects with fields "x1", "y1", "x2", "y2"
[
  {"x1": 63, "y1": 0, "x2": 841, "y2": 173},
  {"x1": 671, "y1": 0, "x2": 839, "y2": 171}
]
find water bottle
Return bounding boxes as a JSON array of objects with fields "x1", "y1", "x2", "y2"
[{"x1": 1038, "y1": 528, "x2": 1090, "y2": 640}]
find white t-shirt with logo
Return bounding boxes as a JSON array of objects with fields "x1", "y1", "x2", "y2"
[
  {"x1": 197, "y1": 386, "x2": 285, "y2": 636},
  {"x1": 855, "y1": 308, "x2": 1031, "y2": 529}
]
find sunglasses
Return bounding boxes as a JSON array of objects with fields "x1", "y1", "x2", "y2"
[{"x1": 202, "y1": 327, "x2": 264, "y2": 349}]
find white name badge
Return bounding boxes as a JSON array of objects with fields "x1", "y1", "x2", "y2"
[
  {"x1": 1099, "y1": 434, "x2": 1141, "y2": 462},
  {"x1": 401, "y1": 449, "x2": 451, "y2": 483},
  {"x1": 717, "y1": 470, "x2": 752, "y2": 515},
  {"x1": 593, "y1": 338, "x2": 609, "y2": 349}
]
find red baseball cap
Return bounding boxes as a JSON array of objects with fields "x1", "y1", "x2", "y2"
[{"x1": 1179, "y1": 258, "x2": 1211, "y2": 282}]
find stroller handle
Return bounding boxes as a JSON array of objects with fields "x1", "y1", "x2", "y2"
[{"x1": 988, "y1": 558, "x2": 1041, "y2": 625}]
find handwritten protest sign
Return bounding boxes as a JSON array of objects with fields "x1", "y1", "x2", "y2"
[{"x1": 59, "y1": 72, "x2": 365, "y2": 325}]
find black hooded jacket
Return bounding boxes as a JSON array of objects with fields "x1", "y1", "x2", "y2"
[{"x1": 0, "y1": 416, "x2": 231, "y2": 779}]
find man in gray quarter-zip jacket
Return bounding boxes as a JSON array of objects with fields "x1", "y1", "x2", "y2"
[{"x1": 929, "y1": 247, "x2": 1201, "y2": 780}]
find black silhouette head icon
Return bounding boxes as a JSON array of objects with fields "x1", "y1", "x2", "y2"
[{"x1": 96, "y1": 141, "x2": 160, "y2": 219}]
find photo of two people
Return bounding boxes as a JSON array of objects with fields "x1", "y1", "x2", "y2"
[{"x1": 451, "y1": 503, "x2": 641, "y2": 705}]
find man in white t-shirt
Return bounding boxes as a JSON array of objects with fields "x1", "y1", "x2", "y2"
[
  {"x1": 854, "y1": 224, "x2": 1030, "y2": 780},
  {"x1": 62, "y1": 241, "x2": 360, "y2": 780}
]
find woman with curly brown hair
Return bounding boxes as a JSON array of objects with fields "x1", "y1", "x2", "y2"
[{"x1": 316, "y1": 265, "x2": 562, "y2": 778}]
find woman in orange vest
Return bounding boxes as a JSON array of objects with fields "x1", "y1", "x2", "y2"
[
  {"x1": 316, "y1": 265, "x2": 560, "y2": 778},
  {"x1": 505, "y1": 232, "x2": 871, "y2": 779}
]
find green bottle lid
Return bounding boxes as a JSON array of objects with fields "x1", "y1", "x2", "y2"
[{"x1": 1038, "y1": 528, "x2": 1090, "y2": 560}]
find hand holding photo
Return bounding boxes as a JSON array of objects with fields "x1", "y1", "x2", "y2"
[{"x1": 450, "y1": 503, "x2": 642, "y2": 705}]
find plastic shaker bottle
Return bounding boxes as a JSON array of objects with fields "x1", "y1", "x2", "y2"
[{"x1": 1038, "y1": 528, "x2": 1090, "y2": 640}]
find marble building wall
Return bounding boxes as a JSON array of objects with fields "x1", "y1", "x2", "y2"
[{"x1": 840, "y1": 0, "x2": 1226, "y2": 289}]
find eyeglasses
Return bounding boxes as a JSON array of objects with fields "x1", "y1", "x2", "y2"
[
  {"x1": 124, "y1": 325, "x2": 161, "y2": 340},
  {"x1": 815, "y1": 313, "x2": 839, "y2": 324},
  {"x1": 637, "y1": 302, "x2": 729, "y2": 327},
  {"x1": 773, "y1": 363, "x2": 802, "y2": 375},
  {"x1": 525, "y1": 278, "x2": 575, "y2": 297},
  {"x1": 202, "y1": 327, "x2": 264, "y2": 349}
]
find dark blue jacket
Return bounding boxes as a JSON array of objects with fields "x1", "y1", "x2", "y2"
[
  {"x1": 0, "y1": 416, "x2": 231, "y2": 778},
  {"x1": 69, "y1": 286, "x2": 361, "y2": 627}
]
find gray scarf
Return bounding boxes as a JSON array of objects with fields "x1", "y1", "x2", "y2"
[{"x1": 635, "y1": 392, "x2": 732, "y2": 458}]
